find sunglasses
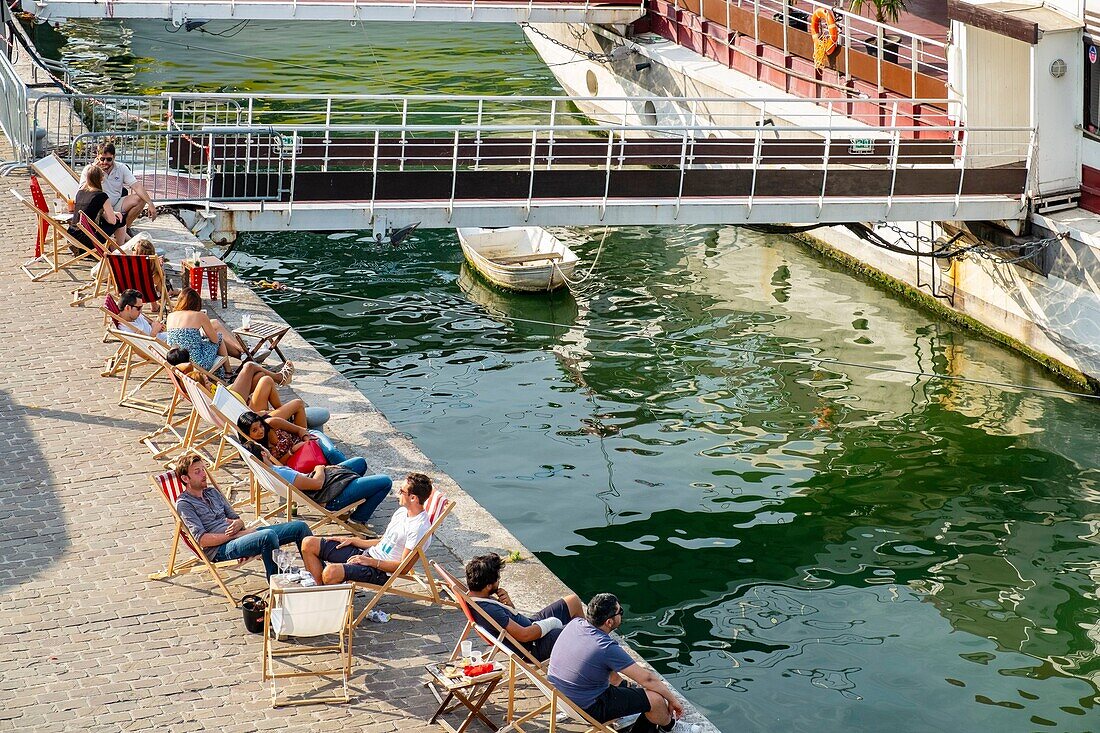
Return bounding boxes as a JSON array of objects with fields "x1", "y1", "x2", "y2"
[{"x1": 98, "y1": 156, "x2": 114, "y2": 162}]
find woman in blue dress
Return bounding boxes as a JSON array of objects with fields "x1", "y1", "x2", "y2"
[{"x1": 165, "y1": 287, "x2": 243, "y2": 372}]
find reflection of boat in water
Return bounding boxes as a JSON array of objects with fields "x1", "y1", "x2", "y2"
[
  {"x1": 457, "y1": 227, "x2": 578, "y2": 292},
  {"x1": 458, "y1": 262, "x2": 580, "y2": 337}
]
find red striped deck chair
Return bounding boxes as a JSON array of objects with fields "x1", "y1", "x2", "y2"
[
  {"x1": 107, "y1": 252, "x2": 168, "y2": 320},
  {"x1": 149, "y1": 468, "x2": 260, "y2": 607},
  {"x1": 20, "y1": 177, "x2": 52, "y2": 277},
  {"x1": 352, "y1": 491, "x2": 456, "y2": 627}
]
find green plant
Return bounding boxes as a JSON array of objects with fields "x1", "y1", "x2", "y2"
[
  {"x1": 848, "y1": 0, "x2": 906, "y2": 25},
  {"x1": 504, "y1": 550, "x2": 524, "y2": 564}
]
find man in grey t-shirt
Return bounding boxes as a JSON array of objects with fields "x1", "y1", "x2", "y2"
[
  {"x1": 548, "y1": 593, "x2": 682, "y2": 732},
  {"x1": 80, "y1": 142, "x2": 159, "y2": 247}
]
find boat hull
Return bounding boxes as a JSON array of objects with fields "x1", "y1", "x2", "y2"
[{"x1": 457, "y1": 227, "x2": 578, "y2": 292}]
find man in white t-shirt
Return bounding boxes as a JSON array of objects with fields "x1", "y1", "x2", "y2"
[
  {"x1": 116, "y1": 288, "x2": 167, "y2": 342},
  {"x1": 79, "y1": 142, "x2": 158, "y2": 247},
  {"x1": 301, "y1": 472, "x2": 434, "y2": 585}
]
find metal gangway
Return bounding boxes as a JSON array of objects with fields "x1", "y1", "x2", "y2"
[
  {"x1": 7, "y1": 80, "x2": 1033, "y2": 230},
  {"x1": 20, "y1": 0, "x2": 646, "y2": 24}
]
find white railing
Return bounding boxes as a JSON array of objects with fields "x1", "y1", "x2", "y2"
[
  {"x1": 0, "y1": 51, "x2": 31, "y2": 168},
  {"x1": 59, "y1": 95, "x2": 1031, "y2": 222}
]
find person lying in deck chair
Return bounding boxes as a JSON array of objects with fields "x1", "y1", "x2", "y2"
[
  {"x1": 173, "y1": 452, "x2": 311, "y2": 579},
  {"x1": 465, "y1": 552, "x2": 584, "y2": 661},
  {"x1": 548, "y1": 593, "x2": 683, "y2": 733},
  {"x1": 117, "y1": 288, "x2": 166, "y2": 341},
  {"x1": 165, "y1": 347, "x2": 300, "y2": 420},
  {"x1": 80, "y1": 142, "x2": 158, "y2": 247},
  {"x1": 300, "y1": 473, "x2": 433, "y2": 585}
]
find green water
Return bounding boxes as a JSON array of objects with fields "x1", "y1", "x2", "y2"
[{"x1": 45, "y1": 20, "x2": 1100, "y2": 731}]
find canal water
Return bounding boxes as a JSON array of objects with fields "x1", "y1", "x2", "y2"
[{"x1": 42, "y1": 19, "x2": 1100, "y2": 731}]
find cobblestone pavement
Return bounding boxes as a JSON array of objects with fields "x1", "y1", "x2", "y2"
[{"x1": 0, "y1": 173, "x2": 516, "y2": 732}]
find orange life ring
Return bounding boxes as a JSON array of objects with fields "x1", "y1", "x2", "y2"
[{"x1": 810, "y1": 7, "x2": 839, "y2": 68}]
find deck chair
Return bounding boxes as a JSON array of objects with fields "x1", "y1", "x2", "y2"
[
  {"x1": 20, "y1": 177, "x2": 53, "y2": 279},
  {"x1": 352, "y1": 492, "x2": 456, "y2": 627},
  {"x1": 108, "y1": 328, "x2": 175, "y2": 414},
  {"x1": 432, "y1": 563, "x2": 547, "y2": 671},
  {"x1": 30, "y1": 153, "x2": 80, "y2": 202},
  {"x1": 224, "y1": 435, "x2": 366, "y2": 534},
  {"x1": 13, "y1": 189, "x2": 101, "y2": 282},
  {"x1": 149, "y1": 469, "x2": 260, "y2": 607},
  {"x1": 70, "y1": 211, "x2": 119, "y2": 306},
  {"x1": 108, "y1": 252, "x2": 169, "y2": 320},
  {"x1": 495, "y1": 646, "x2": 617, "y2": 733},
  {"x1": 262, "y1": 583, "x2": 355, "y2": 707}
]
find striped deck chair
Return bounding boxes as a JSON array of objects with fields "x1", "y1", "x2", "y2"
[
  {"x1": 352, "y1": 491, "x2": 456, "y2": 627},
  {"x1": 149, "y1": 469, "x2": 260, "y2": 607},
  {"x1": 224, "y1": 435, "x2": 367, "y2": 535},
  {"x1": 108, "y1": 252, "x2": 169, "y2": 320},
  {"x1": 13, "y1": 189, "x2": 101, "y2": 282},
  {"x1": 432, "y1": 563, "x2": 547, "y2": 671},
  {"x1": 19, "y1": 177, "x2": 52, "y2": 279}
]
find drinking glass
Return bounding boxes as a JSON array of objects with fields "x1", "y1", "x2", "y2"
[
  {"x1": 470, "y1": 651, "x2": 483, "y2": 665},
  {"x1": 460, "y1": 640, "x2": 473, "y2": 660},
  {"x1": 241, "y1": 313, "x2": 252, "y2": 331}
]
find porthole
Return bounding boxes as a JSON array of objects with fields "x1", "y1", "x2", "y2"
[
  {"x1": 642, "y1": 101, "x2": 658, "y2": 126},
  {"x1": 586, "y1": 69, "x2": 598, "y2": 95}
]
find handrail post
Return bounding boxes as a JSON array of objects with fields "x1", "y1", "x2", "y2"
[
  {"x1": 322, "y1": 98, "x2": 332, "y2": 173},
  {"x1": 953, "y1": 129, "x2": 969, "y2": 216},
  {"x1": 748, "y1": 103, "x2": 765, "y2": 214},
  {"x1": 205, "y1": 132, "x2": 215, "y2": 204},
  {"x1": 601, "y1": 130, "x2": 614, "y2": 222},
  {"x1": 885, "y1": 100, "x2": 900, "y2": 218},
  {"x1": 753, "y1": 0, "x2": 759, "y2": 44},
  {"x1": 474, "y1": 98, "x2": 483, "y2": 171},
  {"x1": 369, "y1": 129, "x2": 379, "y2": 219},
  {"x1": 399, "y1": 99, "x2": 408, "y2": 172},
  {"x1": 448, "y1": 129, "x2": 459, "y2": 223},
  {"x1": 910, "y1": 36, "x2": 918, "y2": 96},
  {"x1": 288, "y1": 132, "x2": 298, "y2": 214},
  {"x1": 526, "y1": 128, "x2": 537, "y2": 221},
  {"x1": 876, "y1": 26, "x2": 884, "y2": 93},
  {"x1": 546, "y1": 98, "x2": 557, "y2": 170},
  {"x1": 818, "y1": 101, "x2": 833, "y2": 215},
  {"x1": 675, "y1": 131, "x2": 688, "y2": 219},
  {"x1": 781, "y1": 1, "x2": 789, "y2": 57}
]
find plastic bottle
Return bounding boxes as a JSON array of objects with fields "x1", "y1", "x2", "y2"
[{"x1": 366, "y1": 609, "x2": 390, "y2": 623}]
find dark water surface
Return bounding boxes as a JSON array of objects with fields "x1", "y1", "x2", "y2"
[{"x1": 45, "y1": 20, "x2": 1100, "y2": 731}]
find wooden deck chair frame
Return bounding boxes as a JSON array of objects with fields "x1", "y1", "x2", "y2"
[
  {"x1": 13, "y1": 189, "x2": 101, "y2": 282},
  {"x1": 497, "y1": 649, "x2": 617, "y2": 733},
  {"x1": 70, "y1": 212, "x2": 120, "y2": 306},
  {"x1": 110, "y1": 329, "x2": 224, "y2": 416},
  {"x1": 262, "y1": 584, "x2": 355, "y2": 707},
  {"x1": 223, "y1": 435, "x2": 366, "y2": 535},
  {"x1": 431, "y1": 562, "x2": 547, "y2": 671},
  {"x1": 99, "y1": 299, "x2": 152, "y2": 376},
  {"x1": 138, "y1": 366, "x2": 207, "y2": 461},
  {"x1": 149, "y1": 468, "x2": 262, "y2": 607},
  {"x1": 351, "y1": 496, "x2": 457, "y2": 627}
]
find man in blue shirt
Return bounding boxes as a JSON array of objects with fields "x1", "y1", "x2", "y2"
[
  {"x1": 548, "y1": 594, "x2": 683, "y2": 733},
  {"x1": 465, "y1": 553, "x2": 584, "y2": 661},
  {"x1": 174, "y1": 453, "x2": 311, "y2": 578}
]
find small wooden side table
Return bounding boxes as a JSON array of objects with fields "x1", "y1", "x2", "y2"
[
  {"x1": 182, "y1": 255, "x2": 229, "y2": 308},
  {"x1": 425, "y1": 660, "x2": 505, "y2": 733},
  {"x1": 233, "y1": 321, "x2": 291, "y2": 365}
]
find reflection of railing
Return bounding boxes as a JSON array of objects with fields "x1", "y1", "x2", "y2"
[
  {"x1": 57, "y1": 97, "x2": 1030, "y2": 221},
  {"x1": 651, "y1": 0, "x2": 948, "y2": 98},
  {"x1": 0, "y1": 52, "x2": 31, "y2": 168}
]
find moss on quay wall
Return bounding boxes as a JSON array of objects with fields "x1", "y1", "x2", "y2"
[{"x1": 790, "y1": 231, "x2": 1100, "y2": 395}]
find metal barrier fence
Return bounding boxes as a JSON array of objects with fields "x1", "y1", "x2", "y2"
[
  {"x1": 0, "y1": 51, "x2": 31, "y2": 168},
  {"x1": 69, "y1": 128, "x2": 285, "y2": 202}
]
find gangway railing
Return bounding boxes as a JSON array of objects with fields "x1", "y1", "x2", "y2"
[
  {"x1": 22, "y1": 0, "x2": 647, "y2": 24},
  {"x1": 60, "y1": 96, "x2": 1031, "y2": 226}
]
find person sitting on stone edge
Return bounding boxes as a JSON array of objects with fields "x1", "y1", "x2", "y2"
[
  {"x1": 465, "y1": 552, "x2": 583, "y2": 661},
  {"x1": 548, "y1": 593, "x2": 683, "y2": 733},
  {"x1": 300, "y1": 472, "x2": 434, "y2": 585},
  {"x1": 173, "y1": 452, "x2": 311, "y2": 578}
]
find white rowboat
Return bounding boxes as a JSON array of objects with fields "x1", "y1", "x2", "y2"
[{"x1": 456, "y1": 227, "x2": 579, "y2": 292}]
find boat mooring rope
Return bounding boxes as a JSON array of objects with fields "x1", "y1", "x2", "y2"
[
  {"x1": 551, "y1": 227, "x2": 610, "y2": 292},
  {"x1": 248, "y1": 279, "x2": 1100, "y2": 402}
]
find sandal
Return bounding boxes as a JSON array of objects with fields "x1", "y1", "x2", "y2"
[{"x1": 278, "y1": 361, "x2": 294, "y2": 386}]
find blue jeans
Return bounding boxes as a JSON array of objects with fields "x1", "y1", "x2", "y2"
[
  {"x1": 310, "y1": 430, "x2": 347, "y2": 464},
  {"x1": 212, "y1": 520, "x2": 312, "y2": 578},
  {"x1": 325, "y1": 469, "x2": 392, "y2": 524}
]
